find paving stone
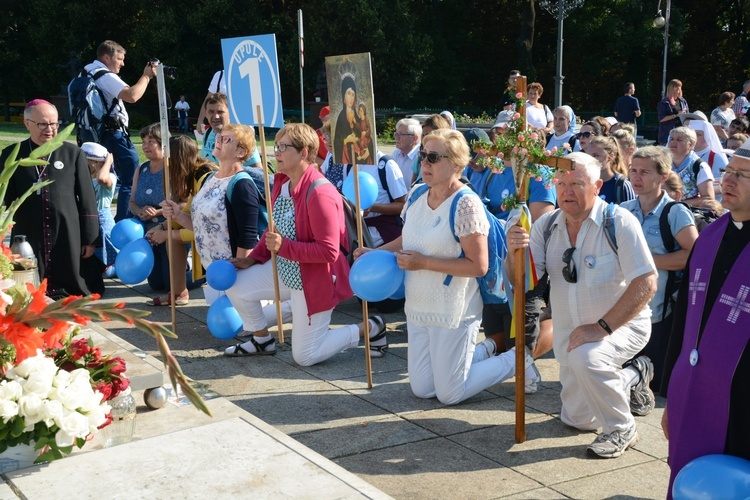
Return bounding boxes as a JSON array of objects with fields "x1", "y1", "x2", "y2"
[
  {"x1": 335, "y1": 438, "x2": 542, "y2": 500},
  {"x1": 226, "y1": 380, "x2": 391, "y2": 434},
  {"x1": 293, "y1": 415, "x2": 437, "y2": 459},
  {"x1": 449, "y1": 415, "x2": 654, "y2": 487},
  {"x1": 552, "y1": 459, "x2": 670, "y2": 499}
]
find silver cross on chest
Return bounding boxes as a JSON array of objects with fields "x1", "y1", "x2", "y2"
[
  {"x1": 689, "y1": 268, "x2": 707, "y2": 305},
  {"x1": 719, "y1": 285, "x2": 750, "y2": 324}
]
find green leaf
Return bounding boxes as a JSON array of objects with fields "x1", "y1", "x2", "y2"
[
  {"x1": 2, "y1": 141, "x2": 20, "y2": 170},
  {"x1": 17, "y1": 158, "x2": 49, "y2": 167},
  {"x1": 10, "y1": 416, "x2": 25, "y2": 438}
]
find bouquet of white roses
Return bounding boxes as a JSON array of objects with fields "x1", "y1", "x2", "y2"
[{"x1": 0, "y1": 350, "x2": 111, "y2": 462}]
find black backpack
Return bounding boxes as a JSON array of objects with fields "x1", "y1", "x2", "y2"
[
  {"x1": 658, "y1": 201, "x2": 719, "y2": 319},
  {"x1": 67, "y1": 69, "x2": 118, "y2": 144}
]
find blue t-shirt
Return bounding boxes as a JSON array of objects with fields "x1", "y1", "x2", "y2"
[
  {"x1": 614, "y1": 95, "x2": 640, "y2": 124},
  {"x1": 462, "y1": 166, "x2": 556, "y2": 221},
  {"x1": 599, "y1": 174, "x2": 635, "y2": 205},
  {"x1": 202, "y1": 129, "x2": 262, "y2": 167}
]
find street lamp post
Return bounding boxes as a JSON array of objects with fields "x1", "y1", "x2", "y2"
[
  {"x1": 540, "y1": 0, "x2": 585, "y2": 109},
  {"x1": 653, "y1": 0, "x2": 671, "y2": 98}
]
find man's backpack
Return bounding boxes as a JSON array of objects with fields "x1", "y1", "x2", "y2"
[
  {"x1": 657, "y1": 201, "x2": 719, "y2": 319},
  {"x1": 307, "y1": 178, "x2": 375, "y2": 265},
  {"x1": 406, "y1": 185, "x2": 508, "y2": 304},
  {"x1": 67, "y1": 69, "x2": 118, "y2": 144}
]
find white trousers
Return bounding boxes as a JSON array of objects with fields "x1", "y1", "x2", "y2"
[
  {"x1": 225, "y1": 260, "x2": 359, "y2": 367},
  {"x1": 408, "y1": 316, "x2": 516, "y2": 405},
  {"x1": 558, "y1": 328, "x2": 646, "y2": 434}
]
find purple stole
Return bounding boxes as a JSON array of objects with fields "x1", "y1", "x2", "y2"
[{"x1": 666, "y1": 213, "x2": 750, "y2": 498}]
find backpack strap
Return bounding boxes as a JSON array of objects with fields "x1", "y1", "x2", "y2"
[
  {"x1": 90, "y1": 69, "x2": 119, "y2": 117},
  {"x1": 225, "y1": 171, "x2": 253, "y2": 204},
  {"x1": 403, "y1": 184, "x2": 430, "y2": 223},
  {"x1": 614, "y1": 175, "x2": 626, "y2": 204},
  {"x1": 692, "y1": 157, "x2": 704, "y2": 179},
  {"x1": 658, "y1": 201, "x2": 683, "y2": 321},
  {"x1": 542, "y1": 209, "x2": 562, "y2": 254},
  {"x1": 603, "y1": 202, "x2": 618, "y2": 253},
  {"x1": 444, "y1": 187, "x2": 476, "y2": 285},
  {"x1": 708, "y1": 150, "x2": 715, "y2": 167},
  {"x1": 378, "y1": 155, "x2": 394, "y2": 203}
]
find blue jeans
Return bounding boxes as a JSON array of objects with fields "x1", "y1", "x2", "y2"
[
  {"x1": 100, "y1": 129, "x2": 139, "y2": 222},
  {"x1": 178, "y1": 117, "x2": 188, "y2": 133}
]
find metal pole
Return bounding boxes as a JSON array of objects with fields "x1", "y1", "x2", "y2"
[
  {"x1": 298, "y1": 9, "x2": 304, "y2": 124},
  {"x1": 661, "y1": 0, "x2": 670, "y2": 98},
  {"x1": 555, "y1": 0, "x2": 565, "y2": 108}
]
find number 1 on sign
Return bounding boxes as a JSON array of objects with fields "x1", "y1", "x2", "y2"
[{"x1": 239, "y1": 58, "x2": 263, "y2": 124}]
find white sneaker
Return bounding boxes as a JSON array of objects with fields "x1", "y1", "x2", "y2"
[{"x1": 587, "y1": 424, "x2": 639, "y2": 458}]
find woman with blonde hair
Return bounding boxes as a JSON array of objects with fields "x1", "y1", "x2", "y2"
[
  {"x1": 667, "y1": 126, "x2": 715, "y2": 207},
  {"x1": 586, "y1": 135, "x2": 634, "y2": 204},
  {"x1": 657, "y1": 79, "x2": 689, "y2": 145},
  {"x1": 362, "y1": 128, "x2": 525, "y2": 405},
  {"x1": 612, "y1": 129, "x2": 637, "y2": 170}
]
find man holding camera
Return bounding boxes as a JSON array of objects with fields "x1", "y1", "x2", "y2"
[{"x1": 84, "y1": 40, "x2": 157, "y2": 221}]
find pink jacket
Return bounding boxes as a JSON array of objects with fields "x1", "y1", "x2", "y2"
[{"x1": 250, "y1": 166, "x2": 353, "y2": 316}]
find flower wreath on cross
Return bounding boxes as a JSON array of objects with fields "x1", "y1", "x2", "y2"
[{"x1": 468, "y1": 89, "x2": 572, "y2": 211}]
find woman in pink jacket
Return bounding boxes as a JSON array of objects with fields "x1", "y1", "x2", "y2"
[{"x1": 224, "y1": 123, "x2": 388, "y2": 364}]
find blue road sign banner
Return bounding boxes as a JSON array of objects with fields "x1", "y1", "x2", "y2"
[{"x1": 221, "y1": 34, "x2": 284, "y2": 128}]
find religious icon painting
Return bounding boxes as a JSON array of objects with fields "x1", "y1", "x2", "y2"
[{"x1": 325, "y1": 53, "x2": 377, "y2": 165}]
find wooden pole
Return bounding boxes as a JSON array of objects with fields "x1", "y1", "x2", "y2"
[
  {"x1": 350, "y1": 145, "x2": 373, "y2": 389},
  {"x1": 256, "y1": 105, "x2": 285, "y2": 344},
  {"x1": 155, "y1": 63, "x2": 177, "y2": 335},
  {"x1": 514, "y1": 75, "x2": 528, "y2": 443}
]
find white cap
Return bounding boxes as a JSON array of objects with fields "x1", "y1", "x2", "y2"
[
  {"x1": 679, "y1": 110, "x2": 708, "y2": 123},
  {"x1": 605, "y1": 116, "x2": 618, "y2": 126},
  {"x1": 492, "y1": 110, "x2": 514, "y2": 129},
  {"x1": 81, "y1": 142, "x2": 108, "y2": 162},
  {"x1": 733, "y1": 136, "x2": 750, "y2": 161}
]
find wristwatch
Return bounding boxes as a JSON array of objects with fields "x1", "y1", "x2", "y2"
[{"x1": 597, "y1": 318, "x2": 613, "y2": 335}]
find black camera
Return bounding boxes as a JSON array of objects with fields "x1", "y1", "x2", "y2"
[{"x1": 149, "y1": 58, "x2": 177, "y2": 79}]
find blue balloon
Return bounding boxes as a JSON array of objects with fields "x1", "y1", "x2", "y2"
[
  {"x1": 115, "y1": 238, "x2": 154, "y2": 285},
  {"x1": 342, "y1": 172, "x2": 378, "y2": 210},
  {"x1": 673, "y1": 454, "x2": 750, "y2": 499},
  {"x1": 111, "y1": 218, "x2": 145, "y2": 250},
  {"x1": 349, "y1": 250, "x2": 404, "y2": 302},
  {"x1": 389, "y1": 276, "x2": 405, "y2": 300},
  {"x1": 206, "y1": 260, "x2": 237, "y2": 291},
  {"x1": 207, "y1": 295, "x2": 243, "y2": 339}
]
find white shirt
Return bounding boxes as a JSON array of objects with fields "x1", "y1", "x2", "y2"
[
  {"x1": 695, "y1": 145, "x2": 729, "y2": 178},
  {"x1": 526, "y1": 103, "x2": 554, "y2": 129},
  {"x1": 530, "y1": 198, "x2": 656, "y2": 365},
  {"x1": 208, "y1": 70, "x2": 227, "y2": 94},
  {"x1": 392, "y1": 145, "x2": 420, "y2": 185},
  {"x1": 83, "y1": 60, "x2": 129, "y2": 126}
]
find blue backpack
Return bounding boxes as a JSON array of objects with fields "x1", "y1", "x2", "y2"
[
  {"x1": 406, "y1": 185, "x2": 508, "y2": 304},
  {"x1": 208, "y1": 168, "x2": 269, "y2": 238},
  {"x1": 67, "y1": 68, "x2": 117, "y2": 144}
]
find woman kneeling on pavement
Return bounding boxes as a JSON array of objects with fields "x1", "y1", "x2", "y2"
[
  {"x1": 363, "y1": 128, "x2": 521, "y2": 405},
  {"x1": 221, "y1": 123, "x2": 386, "y2": 364}
]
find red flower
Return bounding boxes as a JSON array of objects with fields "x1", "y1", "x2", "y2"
[
  {"x1": 97, "y1": 412, "x2": 113, "y2": 430},
  {"x1": 95, "y1": 381, "x2": 113, "y2": 401},
  {"x1": 107, "y1": 357, "x2": 127, "y2": 376}
]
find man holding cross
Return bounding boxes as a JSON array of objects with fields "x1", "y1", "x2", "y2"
[
  {"x1": 506, "y1": 152, "x2": 658, "y2": 458},
  {"x1": 661, "y1": 136, "x2": 750, "y2": 494}
]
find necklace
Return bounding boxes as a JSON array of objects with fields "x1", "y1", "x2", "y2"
[{"x1": 29, "y1": 139, "x2": 53, "y2": 195}]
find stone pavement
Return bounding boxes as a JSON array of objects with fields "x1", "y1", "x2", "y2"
[{"x1": 78, "y1": 278, "x2": 672, "y2": 500}]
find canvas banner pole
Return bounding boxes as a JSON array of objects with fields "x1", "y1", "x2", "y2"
[
  {"x1": 350, "y1": 147, "x2": 374, "y2": 389},
  {"x1": 155, "y1": 63, "x2": 177, "y2": 334},
  {"x1": 256, "y1": 105, "x2": 285, "y2": 344}
]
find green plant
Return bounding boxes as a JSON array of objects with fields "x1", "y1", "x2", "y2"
[{"x1": 377, "y1": 116, "x2": 398, "y2": 144}]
